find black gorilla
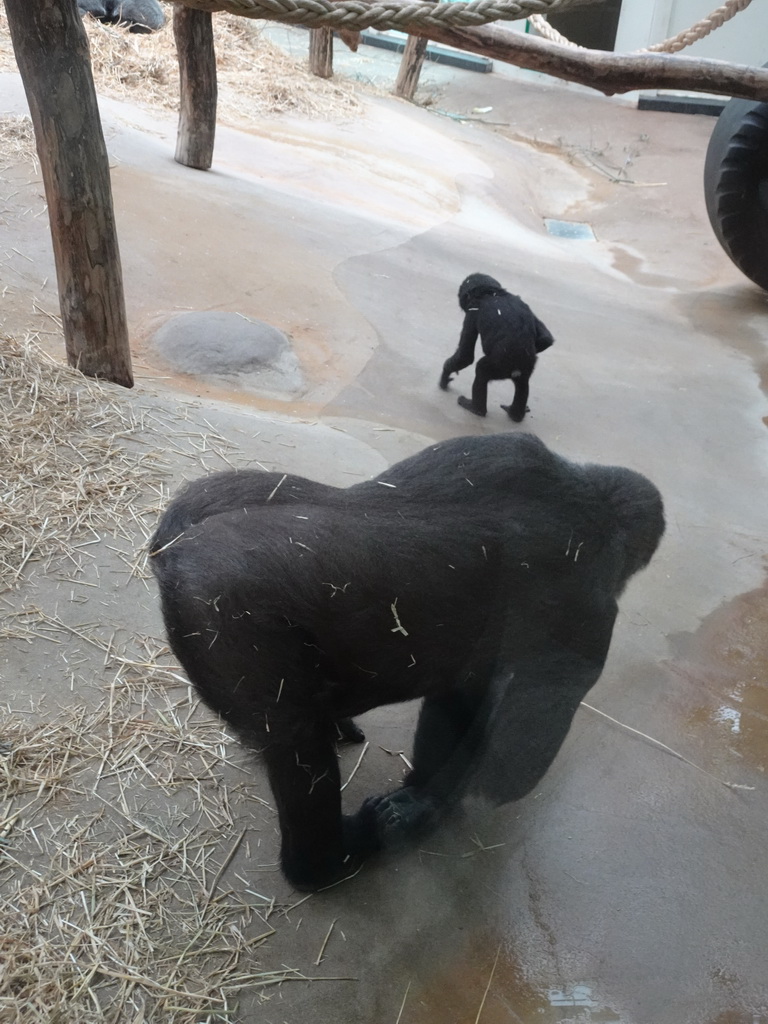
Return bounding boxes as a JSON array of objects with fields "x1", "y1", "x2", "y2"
[
  {"x1": 77, "y1": 0, "x2": 165, "y2": 33},
  {"x1": 440, "y1": 273, "x2": 555, "y2": 421},
  {"x1": 150, "y1": 434, "x2": 664, "y2": 890}
]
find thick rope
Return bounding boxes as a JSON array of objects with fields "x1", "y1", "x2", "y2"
[
  {"x1": 529, "y1": 0, "x2": 754, "y2": 54},
  {"x1": 172, "y1": 0, "x2": 600, "y2": 32},
  {"x1": 644, "y1": 0, "x2": 753, "y2": 53}
]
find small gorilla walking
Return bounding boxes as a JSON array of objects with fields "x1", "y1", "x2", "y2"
[
  {"x1": 150, "y1": 434, "x2": 664, "y2": 891},
  {"x1": 440, "y1": 273, "x2": 555, "y2": 421}
]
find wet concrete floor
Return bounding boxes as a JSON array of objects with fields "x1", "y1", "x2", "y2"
[{"x1": 1, "y1": 30, "x2": 767, "y2": 1024}]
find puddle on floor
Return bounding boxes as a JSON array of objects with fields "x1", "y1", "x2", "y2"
[
  {"x1": 675, "y1": 288, "x2": 768, "y2": 396},
  {"x1": 707, "y1": 1013, "x2": 767, "y2": 1024},
  {"x1": 667, "y1": 581, "x2": 768, "y2": 772},
  {"x1": 401, "y1": 933, "x2": 620, "y2": 1024},
  {"x1": 608, "y1": 245, "x2": 682, "y2": 289}
]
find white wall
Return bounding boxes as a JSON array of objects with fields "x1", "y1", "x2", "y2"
[{"x1": 615, "y1": 0, "x2": 768, "y2": 65}]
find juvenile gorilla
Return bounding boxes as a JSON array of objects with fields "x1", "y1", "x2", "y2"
[
  {"x1": 150, "y1": 434, "x2": 664, "y2": 890},
  {"x1": 77, "y1": 0, "x2": 165, "y2": 33},
  {"x1": 440, "y1": 273, "x2": 555, "y2": 421}
]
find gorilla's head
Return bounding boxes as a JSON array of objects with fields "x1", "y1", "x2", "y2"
[{"x1": 458, "y1": 273, "x2": 505, "y2": 312}]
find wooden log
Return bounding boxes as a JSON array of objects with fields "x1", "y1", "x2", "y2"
[
  {"x1": 174, "y1": 6, "x2": 217, "y2": 170},
  {"x1": 309, "y1": 27, "x2": 334, "y2": 78},
  {"x1": 4, "y1": 0, "x2": 133, "y2": 388},
  {"x1": 404, "y1": 21, "x2": 768, "y2": 101},
  {"x1": 337, "y1": 28, "x2": 361, "y2": 52},
  {"x1": 394, "y1": 35, "x2": 429, "y2": 101}
]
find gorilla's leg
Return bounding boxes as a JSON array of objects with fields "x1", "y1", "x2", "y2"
[
  {"x1": 78, "y1": 0, "x2": 108, "y2": 16},
  {"x1": 336, "y1": 717, "x2": 366, "y2": 743},
  {"x1": 359, "y1": 689, "x2": 487, "y2": 845},
  {"x1": 501, "y1": 375, "x2": 530, "y2": 423},
  {"x1": 406, "y1": 690, "x2": 484, "y2": 790},
  {"x1": 108, "y1": 0, "x2": 165, "y2": 31},
  {"x1": 263, "y1": 725, "x2": 348, "y2": 890},
  {"x1": 212, "y1": 674, "x2": 361, "y2": 889},
  {"x1": 458, "y1": 356, "x2": 494, "y2": 417},
  {"x1": 158, "y1": 597, "x2": 362, "y2": 889}
]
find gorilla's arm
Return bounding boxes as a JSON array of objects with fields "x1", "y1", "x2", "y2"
[
  {"x1": 440, "y1": 310, "x2": 480, "y2": 389},
  {"x1": 354, "y1": 599, "x2": 618, "y2": 846},
  {"x1": 534, "y1": 317, "x2": 555, "y2": 353}
]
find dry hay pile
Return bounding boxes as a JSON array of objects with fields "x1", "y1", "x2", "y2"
[
  {"x1": 0, "y1": 336, "x2": 168, "y2": 593},
  {"x1": 0, "y1": 342, "x2": 324, "y2": 1020},
  {"x1": 0, "y1": 114, "x2": 37, "y2": 172},
  {"x1": 0, "y1": 3, "x2": 361, "y2": 123},
  {"x1": 0, "y1": 630, "x2": 311, "y2": 1023}
]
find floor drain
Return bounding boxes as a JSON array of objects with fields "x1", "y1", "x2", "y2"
[{"x1": 544, "y1": 218, "x2": 596, "y2": 240}]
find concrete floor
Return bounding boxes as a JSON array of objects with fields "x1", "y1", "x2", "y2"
[{"x1": 1, "y1": 27, "x2": 767, "y2": 1024}]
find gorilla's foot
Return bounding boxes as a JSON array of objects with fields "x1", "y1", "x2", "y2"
[
  {"x1": 336, "y1": 717, "x2": 366, "y2": 744},
  {"x1": 363, "y1": 788, "x2": 439, "y2": 847},
  {"x1": 458, "y1": 396, "x2": 487, "y2": 417},
  {"x1": 501, "y1": 403, "x2": 529, "y2": 423}
]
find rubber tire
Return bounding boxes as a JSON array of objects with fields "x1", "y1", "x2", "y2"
[{"x1": 704, "y1": 92, "x2": 768, "y2": 291}]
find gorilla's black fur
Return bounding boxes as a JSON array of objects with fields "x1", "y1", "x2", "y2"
[
  {"x1": 78, "y1": 0, "x2": 165, "y2": 33},
  {"x1": 150, "y1": 434, "x2": 664, "y2": 890},
  {"x1": 440, "y1": 273, "x2": 555, "y2": 421}
]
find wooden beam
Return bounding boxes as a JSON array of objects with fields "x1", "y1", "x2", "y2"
[
  {"x1": 394, "y1": 35, "x2": 429, "y2": 101},
  {"x1": 174, "y1": 6, "x2": 218, "y2": 169},
  {"x1": 5, "y1": 0, "x2": 133, "y2": 388},
  {"x1": 405, "y1": 22, "x2": 768, "y2": 101},
  {"x1": 309, "y1": 27, "x2": 334, "y2": 78}
]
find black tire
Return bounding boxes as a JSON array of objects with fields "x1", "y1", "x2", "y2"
[{"x1": 704, "y1": 93, "x2": 768, "y2": 290}]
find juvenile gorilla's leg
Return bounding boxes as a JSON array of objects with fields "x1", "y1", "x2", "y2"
[
  {"x1": 501, "y1": 375, "x2": 530, "y2": 423},
  {"x1": 458, "y1": 356, "x2": 495, "y2": 417}
]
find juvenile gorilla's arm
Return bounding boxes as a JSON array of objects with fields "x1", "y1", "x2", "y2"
[
  {"x1": 536, "y1": 317, "x2": 561, "y2": 354},
  {"x1": 439, "y1": 310, "x2": 479, "y2": 390},
  {"x1": 534, "y1": 318, "x2": 555, "y2": 353}
]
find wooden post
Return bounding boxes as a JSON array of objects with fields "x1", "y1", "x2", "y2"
[
  {"x1": 309, "y1": 27, "x2": 333, "y2": 79},
  {"x1": 174, "y1": 6, "x2": 217, "y2": 170},
  {"x1": 4, "y1": 0, "x2": 133, "y2": 388},
  {"x1": 394, "y1": 35, "x2": 429, "y2": 100}
]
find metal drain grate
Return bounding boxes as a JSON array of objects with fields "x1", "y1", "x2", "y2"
[{"x1": 544, "y1": 218, "x2": 596, "y2": 240}]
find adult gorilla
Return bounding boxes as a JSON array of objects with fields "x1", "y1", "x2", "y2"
[
  {"x1": 150, "y1": 434, "x2": 664, "y2": 890},
  {"x1": 77, "y1": 0, "x2": 165, "y2": 33}
]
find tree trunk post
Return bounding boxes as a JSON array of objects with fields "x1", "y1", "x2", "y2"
[
  {"x1": 4, "y1": 0, "x2": 133, "y2": 388},
  {"x1": 309, "y1": 27, "x2": 333, "y2": 78},
  {"x1": 174, "y1": 6, "x2": 218, "y2": 170},
  {"x1": 394, "y1": 35, "x2": 429, "y2": 100}
]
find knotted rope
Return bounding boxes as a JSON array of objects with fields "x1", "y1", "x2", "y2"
[
  {"x1": 172, "y1": 0, "x2": 600, "y2": 32},
  {"x1": 529, "y1": 0, "x2": 754, "y2": 54}
]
